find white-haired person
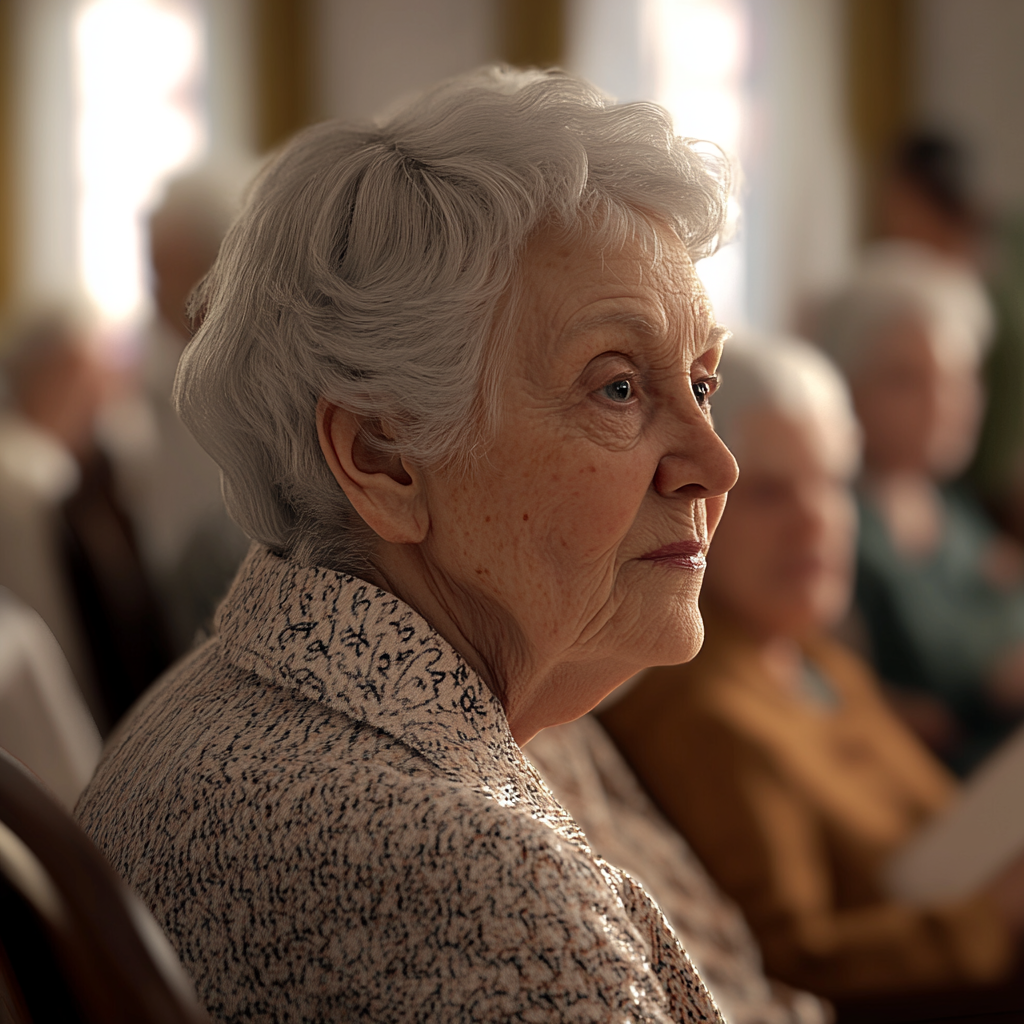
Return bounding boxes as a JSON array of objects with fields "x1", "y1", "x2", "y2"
[
  {"x1": 601, "y1": 334, "x2": 1024, "y2": 999},
  {"x1": 815, "y1": 241, "x2": 1024, "y2": 775},
  {"x1": 75, "y1": 67, "x2": 740, "y2": 1022},
  {"x1": 100, "y1": 168, "x2": 251, "y2": 654}
]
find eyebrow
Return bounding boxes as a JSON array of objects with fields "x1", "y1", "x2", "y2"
[
  {"x1": 565, "y1": 314, "x2": 732, "y2": 355},
  {"x1": 564, "y1": 311, "x2": 664, "y2": 339},
  {"x1": 707, "y1": 325, "x2": 731, "y2": 349}
]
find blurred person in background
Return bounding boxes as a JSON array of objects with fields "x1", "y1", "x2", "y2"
[
  {"x1": 526, "y1": 716, "x2": 831, "y2": 1024},
  {"x1": 601, "y1": 335, "x2": 1024, "y2": 1000},
  {"x1": 876, "y1": 133, "x2": 1024, "y2": 560},
  {"x1": 0, "y1": 308, "x2": 172, "y2": 733},
  {"x1": 100, "y1": 168, "x2": 249, "y2": 655},
  {"x1": 0, "y1": 585, "x2": 101, "y2": 808},
  {"x1": 874, "y1": 132, "x2": 985, "y2": 269},
  {"x1": 974, "y1": 214, "x2": 1024, "y2": 541},
  {"x1": 816, "y1": 245, "x2": 1024, "y2": 774}
]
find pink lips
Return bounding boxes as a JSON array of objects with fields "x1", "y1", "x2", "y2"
[{"x1": 641, "y1": 540, "x2": 707, "y2": 570}]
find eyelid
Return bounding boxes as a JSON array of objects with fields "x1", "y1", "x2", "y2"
[
  {"x1": 589, "y1": 356, "x2": 641, "y2": 389},
  {"x1": 592, "y1": 366, "x2": 643, "y2": 406},
  {"x1": 598, "y1": 370, "x2": 640, "y2": 391}
]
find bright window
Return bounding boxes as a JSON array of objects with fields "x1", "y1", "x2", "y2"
[
  {"x1": 643, "y1": 0, "x2": 748, "y2": 328},
  {"x1": 74, "y1": 0, "x2": 205, "y2": 327}
]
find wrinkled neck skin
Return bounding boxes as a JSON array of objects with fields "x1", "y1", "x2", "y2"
[{"x1": 363, "y1": 542, "x2": 646, "y2": 746}]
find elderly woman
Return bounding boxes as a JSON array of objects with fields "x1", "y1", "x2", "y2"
[
  {"x1": 817, "y1": 242, "x2": 1024, "y2": 773},
  {"x1": 601, "y1": 335, "x2": 1024, "y2": 998},
  {"x1": 75, "y1": 67, "x2": 738, "y2": 1022}
]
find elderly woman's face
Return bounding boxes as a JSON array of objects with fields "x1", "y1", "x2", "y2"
[
  {"x1": 418, "y1": 222, "x2": 737, "y2": 739},
  {"x1": 703, "y1": 408, "x2": 856, "y2": 639}
]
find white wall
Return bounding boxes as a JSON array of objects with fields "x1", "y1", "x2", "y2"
[
  {"x1": 204, "y1": 0, "x2": 255, "y2": 164},
  {"x1": 565, "y1": 0, "x2": 650, "y2": 103},
  {"x1": 567, "y1": 0, "x2": 856, "y2": 334},
  {"x1": 742, "y1": 0, "x2": 855, "y2": 332},
  {"x1": 12, "y1": 0, "x2": 79, "y2": 308},
  {"x1": 914, "y1": 0, "x2": 1024, "y2": 215},
  {"x1": 313, "y1": 0, "x2": 500, "y2": 123}
]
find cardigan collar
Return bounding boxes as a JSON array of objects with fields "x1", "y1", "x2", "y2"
[{"x1": 213, "y1": 544, "x2": 567, "y2": 820}]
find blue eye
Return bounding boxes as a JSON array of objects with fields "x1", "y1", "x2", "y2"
[
  {"x1": 602, "y1": 379, "x2": 633, "y2": 402},
  {"x1": 692, "y1": 375, "x2": 718, "y2": 407}
]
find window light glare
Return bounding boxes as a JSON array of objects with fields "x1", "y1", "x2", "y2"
[
  {"x1": 645, "y1": 0, "x2": 748, "y2": 326},
  {"x1": 75, "y1": 0, "x2": 204, "y2": 326}
]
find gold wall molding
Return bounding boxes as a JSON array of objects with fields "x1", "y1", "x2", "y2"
[
  {"x1": 500, "y1": 0, "x2": 564, "y2": 69},
  {"x1": 253, "y1": 0, "x2": 313, "y2": 152}
]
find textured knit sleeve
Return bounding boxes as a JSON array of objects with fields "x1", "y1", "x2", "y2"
[
  {"x1": 88, "y1": 742, "x2": 717, "y2": 1023},
  {"x1": 326, "y1": 777, "x2": 717, "y2": 1022}
]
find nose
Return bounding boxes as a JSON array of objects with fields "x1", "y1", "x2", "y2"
[{"x1": 653, "y1": 413, "x2": 739, "y2": 501}]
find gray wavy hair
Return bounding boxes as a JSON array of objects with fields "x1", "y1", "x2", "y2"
[{"x1": 175, "y1": 65, "x2": 731, "y2": 574}]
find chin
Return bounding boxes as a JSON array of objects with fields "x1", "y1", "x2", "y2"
[{"x1": 648, "y1": 601, "x2": 706, "y2": 667}]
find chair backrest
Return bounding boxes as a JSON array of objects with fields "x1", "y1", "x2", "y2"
[{"x1": 0, "y1": 746, "x2": 211, "y2": 1024}]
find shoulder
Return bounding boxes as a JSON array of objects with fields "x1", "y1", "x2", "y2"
[{"x1": 78, "y1": 658, "x2": 711, "y2": 1020}]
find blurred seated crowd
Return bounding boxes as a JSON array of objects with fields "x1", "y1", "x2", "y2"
[
  {"x1": 0, "y1": 169, "x2": 248, "y2": 796},
  {"x1": 4, "y1": 131, "x2": 1024, "y2": 1021}
]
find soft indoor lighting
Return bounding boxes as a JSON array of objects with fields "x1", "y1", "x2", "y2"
[
  {"x1": 644, "y1": 0, "x2": 748, "y2": 327},
  {"x1": 75, "y1": 0, "x2": 205, "y2": 327}
]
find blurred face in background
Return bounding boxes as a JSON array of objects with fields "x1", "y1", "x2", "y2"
[
  {"x1": 149, "y1": 215, "x2": 222, "y2": 343},
  {"x1": 702, "y1": 406, "x2": 856, "y2": 640},
  {"x1": 15, "y1": 330, "x2": 107, "y2": 461},
  {"x1": 851, "y1": 313, "x2": 984, "y2": 481}
]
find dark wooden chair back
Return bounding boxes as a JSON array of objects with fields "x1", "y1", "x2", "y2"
[{"x1": 0, "y1": 746, "x2": 210, "y2": 1024}]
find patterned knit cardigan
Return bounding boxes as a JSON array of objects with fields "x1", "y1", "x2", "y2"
[{"x1": 76, "y1": 544, "x2": 722, "y2": 1024}]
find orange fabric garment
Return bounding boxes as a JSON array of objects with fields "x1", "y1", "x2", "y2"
[{"x1": 599, "y1": 611, "x2": 1013, "y2": 997}]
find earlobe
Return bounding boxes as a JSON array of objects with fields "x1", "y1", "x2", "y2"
[{"x1": 316, "y1": 398, "x2": 429, "y2": 544}]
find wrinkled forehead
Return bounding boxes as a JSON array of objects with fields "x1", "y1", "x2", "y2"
[{"x1": 516, "y1": 216, "x2": 711, "y2": 331}]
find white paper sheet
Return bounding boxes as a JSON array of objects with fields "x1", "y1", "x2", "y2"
[{"x1": 885, "y1": 722, "x2": 1024, "y2": 904}]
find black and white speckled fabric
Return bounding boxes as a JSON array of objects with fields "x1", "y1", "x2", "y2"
[
  {"x1": 526, "y1": 718, "x2": 829, "y2": 1024},
  {"x1": 75, "y1": 544, "x2": 723, "y2": 1023}
]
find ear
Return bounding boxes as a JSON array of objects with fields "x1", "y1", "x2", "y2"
[{"x1": 316, "y1": 398, "x2": 429, "y2": 544}]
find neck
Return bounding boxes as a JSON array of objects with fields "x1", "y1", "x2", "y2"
[
  {"x1": 861, "y1": 471, "x2": 944, "y2": 557},
  {"x1": 366, "y1": 542, "x2": 636, "y2": 746},
  {"x1": 862, "y1": 467, "x2": 935, "y2": 492},
  {"x1": 756, "y1": 635, "x2": 804, "y2": 697},
  {"x1": 367, "y1": 542, "x2": 510, "y2": 694}
]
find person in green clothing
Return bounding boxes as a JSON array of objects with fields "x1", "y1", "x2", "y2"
[
  {"x1": 817, "y1": 240, "x2": 1024, "y2": 773},
  {"x1": 970, "y1": 214, "x2": 1024, "y2": 539},
  {"x1": 871, "y1": 133, "x2": 1024, "y2": 551}
]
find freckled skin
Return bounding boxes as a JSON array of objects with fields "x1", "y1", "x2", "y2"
[{"x1": 376, "y1": 223, "x2": 738, "y2": 743}]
